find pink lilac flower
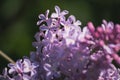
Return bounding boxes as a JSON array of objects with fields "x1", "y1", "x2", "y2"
[{"x1": 87, "y1": 20, "x2": 120, "y2": 64}]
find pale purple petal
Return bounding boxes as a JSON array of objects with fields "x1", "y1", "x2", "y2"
[
  {"x1": 61, "y1": 10, "x2": 69, "y2": 15},
  {"x1": 51, "y1": 13, "x2": 58, "y2": 18},
  {"x1": 74, "y1": 20, "x2": 81, "y2": 26},
  {"x1": 39, "y1": 25, "x2": 48, "y2": 31},
  {"x1": 55, "y1": 6, "x2": 60, "y2": 14},
  {"x1": 38, "y1": 14, "x2": 45, "y2": 20}
]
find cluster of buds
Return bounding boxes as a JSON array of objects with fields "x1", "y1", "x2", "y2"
[{"x1": 0, "y1": 6, "x2": 120, "y2": 80}]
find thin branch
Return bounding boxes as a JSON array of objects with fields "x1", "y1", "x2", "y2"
[{"x1": 0, "y1": 50, "x2": 15, "y2": 64}]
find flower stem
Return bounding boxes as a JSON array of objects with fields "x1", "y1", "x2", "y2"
[{"x1": 0, "y1": 50, "x2": 15, "y2": 64}]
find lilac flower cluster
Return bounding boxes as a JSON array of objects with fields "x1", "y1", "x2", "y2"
[
  {"x1": 0, "y1": 58, "x2": 38, "y2": 80},
  {"x1": 0, "y1": 6, "x2": 120, "y2": 80}
]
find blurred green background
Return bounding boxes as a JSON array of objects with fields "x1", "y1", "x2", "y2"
[{"x1": 0, "y1": 0, "x2": 120, "y2": 73}]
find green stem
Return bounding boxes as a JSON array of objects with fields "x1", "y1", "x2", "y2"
[{"x1": 0, "y1": 50, "x2": 15, "y2": 64}]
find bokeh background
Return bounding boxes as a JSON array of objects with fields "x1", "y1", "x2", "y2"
[{"x1": 0, "y1": 0, "x2": 120, "y2": 73}]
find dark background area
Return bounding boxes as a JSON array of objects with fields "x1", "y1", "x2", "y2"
[{"x1": 0, "y1": 0, "x2": 120, "y2": 73}]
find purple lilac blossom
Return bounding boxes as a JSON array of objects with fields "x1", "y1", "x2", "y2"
[
  {"x1": 0, "y1": 6, "x2": 120, "y2": 80},
  {"x1": 33, "y1": 5, "x2": 120, "y2": 80},
  {"x1": 0, "y1": 58, "x2": 38, "y2": 80}
]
